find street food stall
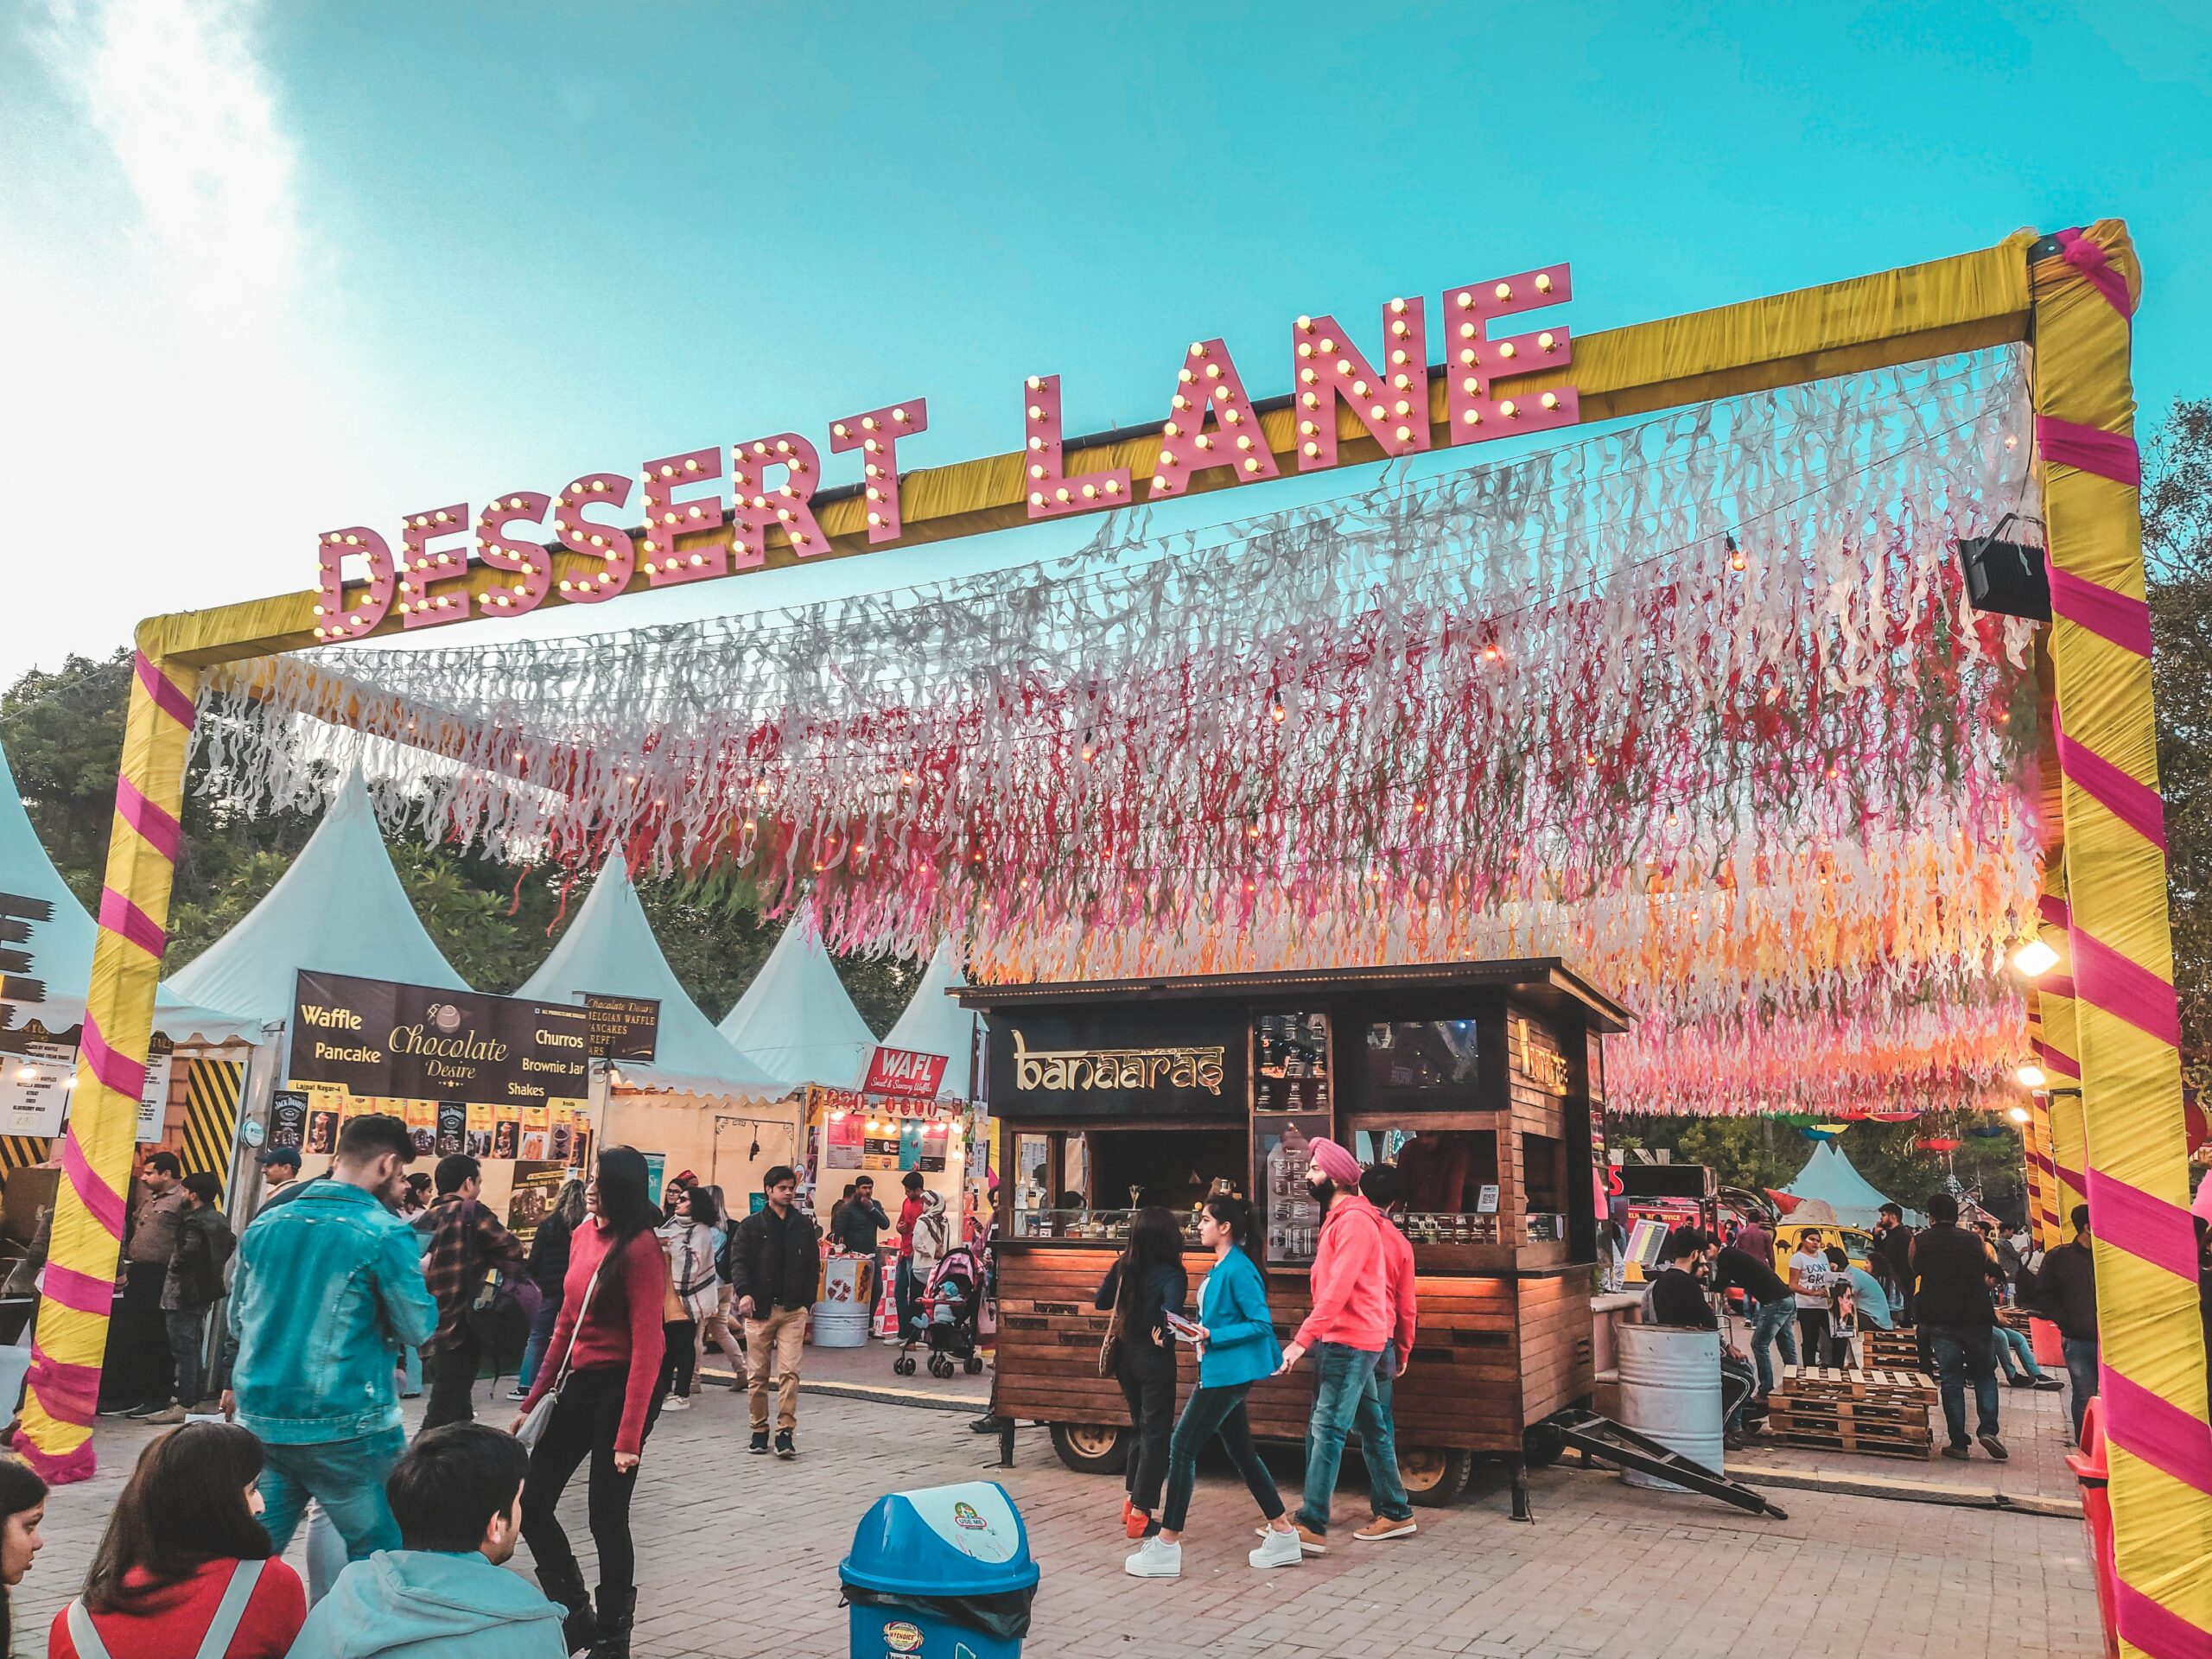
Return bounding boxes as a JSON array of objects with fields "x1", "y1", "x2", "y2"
[{"x1": 958, "y1": 957, "x2": 1629, "y2": 1505}]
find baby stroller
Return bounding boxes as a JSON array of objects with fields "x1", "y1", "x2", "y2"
[{"x1": 893, "y1": 1241, "x2": 988, "y2": 1379}]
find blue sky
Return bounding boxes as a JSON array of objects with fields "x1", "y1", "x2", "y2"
[{"x1": 3, "y1": 0, "x2": 2207, "y2": 681}]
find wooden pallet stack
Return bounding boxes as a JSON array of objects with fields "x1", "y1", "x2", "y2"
[
  {"x1": 1768, "y1": 1364, "x2": 1936, "y2": 1459},
  {"x1": 1862, "y1": 1325, "x2": 1920, "y2": 1370}
]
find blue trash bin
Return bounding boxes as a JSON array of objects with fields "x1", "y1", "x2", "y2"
[{"x1": 840, "y1": 1479, "x2": 1039, "y2": 1658}]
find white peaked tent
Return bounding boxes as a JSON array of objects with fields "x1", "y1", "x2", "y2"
[
  {"x1": 0, "y1": 737, "x2": 248, "y2": 1042},
  {"x1": 1784, "y1": 1141, "x2": 1916, "y2": 1229},
  {"x1": 717, "y1": 908, "x2": 876, "y2": 1089},
  {"x1": 880, "y1": 938, "x2": 976, "y2": 1100},
  {"x1": 518, "y1": 854, "x2": 778, "y2": 1096},
  {"x1": 164, "y1": 769, "x2": 467, "y2": 1027}
]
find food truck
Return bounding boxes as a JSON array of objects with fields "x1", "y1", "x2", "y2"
[{"x1": 958, "y1": 957, "x2": 1629, "y2": 1505}]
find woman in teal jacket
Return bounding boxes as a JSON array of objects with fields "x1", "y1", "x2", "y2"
[{"x1": 1124, "y1": 1197, "x2": 1301, "y2": 1580}]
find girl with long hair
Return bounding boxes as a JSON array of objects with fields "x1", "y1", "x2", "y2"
[
  {"x1": 1093, "y1": 1205, "x2": 1187, "y2": 1541},
  {"x1": 1125, "y1": 1195, "x2": 1299, "y2": 1580},
  {"x1": 52, "y1": 1423, "x2": 306, "y2": 1658},
  {"x1": 512, "y1": 1147, "x2": 670, "y2": 1659},
  {"x1": 512, "y1": 1178, "x2": 590, "y2": 1400},
  {"x1": 0, "y1": 1454, "x2": 45, "y2": 1659},
  {"x1": 654, "y1": 1185, "x2": 721, "y2": 1410}
]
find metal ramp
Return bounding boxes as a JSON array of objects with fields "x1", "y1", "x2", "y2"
[{"x1": 1529, "y1": 1410, "x2": 1789, "y2": 1520}]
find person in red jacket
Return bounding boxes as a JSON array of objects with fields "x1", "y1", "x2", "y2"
[
  {"x1": 511, "y1": 1147, "x2": 671, "y2": 1659},
  {"x1": 1274, "y1": 1138, "x2": 1407, "y2": 1554},
  {"x1": 894, "y1": 1171, "x2": 929, "y2": 1337},
  {"x1": 1351, "y1": 1162, "x2": 1420, "y2": 1541},
  {"x1": 52, "y1": 1422, "x2": 306, "y2": 1659}
]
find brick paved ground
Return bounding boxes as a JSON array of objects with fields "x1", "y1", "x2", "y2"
[{"x1": 11, "y1": 1375, "x2": 2100, "y2": 1659}]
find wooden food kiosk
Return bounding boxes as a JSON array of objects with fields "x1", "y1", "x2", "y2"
[{"x1": 960, "y1": 958, "x2": 1629, "y2": 1505}]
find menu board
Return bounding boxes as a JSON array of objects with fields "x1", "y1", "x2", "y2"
[
  {"x1": 584, "y1": 994, "x2": 659, "y2": 1062},
  {"x1": 1251, "y1": 1011, "x2": 1332, "y2": 1267}
]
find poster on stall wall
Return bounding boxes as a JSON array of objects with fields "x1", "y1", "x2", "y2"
[
  {"x1": 305, "y1": 1102, "x2": 340, "y2": 1155},
  {"x1": 548, "y1": 1103, "x2": 575, "y2": 1164},
  {"x1": 519, "y1": 1104, "x2": 550, "y2": 1161},
  {"x1": 435, "y1": 1101, "x2": 467, "y2": 1157},
  {"x1": 505, "y1": 1161, "x2": 569, "y2": 1244},
  {"x1": 404, "y1": 1099, "x2": 437, "y2": 1158},
  {"x1": 465, "y1": 1103, "x2": 494, "y2": 1159},
  {"x1": 641, "y1": 1152, "x2": 664, "y2": 1204},
  {"x1": 862, "y1": 1122, "x2": 901, "y2": 1169},
  {"x1": 267, "y1": 1090, "x2": 308, "y2": 1152},
  {"x1": 134, "y1": 1044, "x2": 174, "y2": 1144},
  {"x1": 0, "y1": 1040, "x2": 75, "y2": 1137},
  {"x1": 824, "y1": 1112, "x2": 862, "y2": 1171},
  {"x1": 916, "y1": 1122, "x2": 950, "y2": 1173},
  {"x1": 492, "y1": 1103, "x2": 521, "y2": 1161}
]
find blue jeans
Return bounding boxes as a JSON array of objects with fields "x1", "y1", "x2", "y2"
[
  {"x1": 1993, "y1": 1322, "x2": 2044, "y2": 1382},
  {"x1": 1923, "y1": 1325, "x2": 2000, "y2": 1447},
  {"x1": 516, "y1": 1296, "x2": 563, "y2": 1391},
  {"x1": 1748, "y1": 1298, "x2": 1798, "y2": 1395},
  {"x1": 1298, "y1": 1342, "x2": 1383, "y2": 1535},
  {"x1": 398, "y1": 1346, "x2": 421, "y2": 1398},
  {"x1": 1354, "y1": 1342, "x2": 1414, "y2": 1523},
  {"x1": 258, "y1": 1427, "x2": 406, "y2": 1561},
  {"x1": 1160, "y1": 1382, "x2": 1285, "y2": 1534},
  {"x1": 2063, "y1": 1336, "x2": 2100, "y2": 1441}
]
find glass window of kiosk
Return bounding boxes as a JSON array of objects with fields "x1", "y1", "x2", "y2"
[
  {"x1": 1009, "y1": 1127, "x2": 1243, "y2": 1241},
  {"x1": 1363, "y1": 1018, "x2": 1482, "y2": 1105},
  {"x1": 1348, "y1": 1121, "x2": 1502, "y2": 1244},
  {"x1": 1521, "y1": 1131, "x2": 1567, "y2": 1243}
]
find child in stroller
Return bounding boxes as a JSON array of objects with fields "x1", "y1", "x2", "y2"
[{"x1": 895, "y1": 1240, "x2": 988, "y2": 1379}]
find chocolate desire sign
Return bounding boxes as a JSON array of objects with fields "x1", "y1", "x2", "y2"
[{"x1": 291, "y1": 972, "x2": 589, "y2": 1105}]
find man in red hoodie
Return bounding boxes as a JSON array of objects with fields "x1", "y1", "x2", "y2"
[{"x1": 1274, "y1": 1137, "x2": 1410, "y2": 1553}]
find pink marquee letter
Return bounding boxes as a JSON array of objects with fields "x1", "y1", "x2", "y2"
[
  {"x1": 640, "y1": 447, "x2": 728, "y2": 589},
  {"x1": 477, "y1": 493, "x2": 554, "y2": 616},
  {"x1": 553, "y1": 473, "x2": 638, "y2": 604},
  {"x1": 1021, "y1": 375, "x2": 1129, "y2": 520},
  {"x1": 397, "y1": 505, "x2": 474, "y2": 631},
  {"x1": 1294, "y1": 297, "x2": 1430, "y2": 471},
  {"x1": 313, "y1": 528, "x2": 396, "y2": 641},
  {"x1": 1443, "y1": 264, "x2": 1577, "y2": 445},
  {"x1": 1148, "y1": 340, "x2": 1279, "y2": 500},
  {"x1": 830, "y1": 401, "x2": 927, "y2": 543},
  {"x1": 731, "y1": 435, "x2": 829, "y2": 567}
]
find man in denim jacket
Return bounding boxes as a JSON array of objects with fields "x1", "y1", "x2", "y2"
[{"x1": 227, "y1": 1113, "x2": 437, "y2": 1563}]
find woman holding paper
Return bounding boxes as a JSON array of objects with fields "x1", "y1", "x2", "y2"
[{"x1": 1124, "y1": 1197, "x2": 1300, "y2": 1580}]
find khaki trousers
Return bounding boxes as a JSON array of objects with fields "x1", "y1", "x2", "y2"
[{"x1": 745, "y1": 1306, "x2": 807, "y2": 1432}]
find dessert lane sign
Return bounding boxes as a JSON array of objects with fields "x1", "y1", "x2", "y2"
[{"x1": 312, "y1": 267, "x2": 1575, "y2": 638}]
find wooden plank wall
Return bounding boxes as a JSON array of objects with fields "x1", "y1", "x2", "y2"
[{"x1": 995, "y1": 1245, "x2": 1573, "y2": 1453}]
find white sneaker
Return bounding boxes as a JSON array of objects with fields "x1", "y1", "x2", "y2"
[
  {"x1": 1249, "y1": 1527, "x2": 1304, "y2": 1569},
  {"x1": 1123, "y1": 1537, "x2": 1182, "y2": 1580},
  {"x1": 662, "y1": 1395, "x2": 690, "y2": 1412}
]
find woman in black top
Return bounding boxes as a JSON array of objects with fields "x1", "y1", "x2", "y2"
[{"x1": 1095, "y1": 1207, "x2": 1188, "y2": 1537}]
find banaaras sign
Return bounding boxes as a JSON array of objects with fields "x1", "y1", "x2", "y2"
[{"x1": 311, "y1": 265, "x2": 1574, "y2": 639}]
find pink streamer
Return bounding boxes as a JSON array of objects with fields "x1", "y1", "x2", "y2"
[
  {"x1": 2049, "y1": 565, "x2": 2155, "y2": 658},
  {"x1": 2056, "y1": 227, "x2": 2135, "y2": 321},
  {"x1": 2070, "y1": 926, "x2": 2183, "y2": 1049},
  {"x1": 2054, "y1": 709, "x2": 2167, "y2": 850},
  {"x1": 2037, "y1": 413, "x2": 2142, "y2": 487},
  {"x1": 97, "y1": 887, "x2": 166, "y2": 958},
  {"x1": 2084, "y1": 1169, "x2": 2197, "y2": 1283},
  {"x1": 133, "y1": 651, "x2": 195, "y2": 729}
]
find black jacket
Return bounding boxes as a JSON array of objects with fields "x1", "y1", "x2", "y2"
[
  {"x1": 729, "y1": 1204, "x2": 823, "y2": 1314},
  {"x1": 526, "y1": 1210, "x2": 574, "y2": 1299},
  {"x1": 836, "y1": 1198, "x2": 891, "y2": 1255},
  {"x1": 2028, "y1": 1238, "x2": 2098, "y2": 1341},
  {"x1": 162, "y1": 1205, "x2": 234, "y2": 1312},
  {"x1": 1878, "y1": 1224, "x2": 1916, "y2": 1298},
  {"x1": 1911, "y1": 1223, "x2": 1996, "y2": 1327},
  {"x1": 1711, "y1": 1247, "x2": 1789, "y2": 1306},
  {"x1": 1095, "y1": 1256, "x2": 1189, "y2": 1354},
  {"x1": 1648, "y1": 1266, "x2": 1718, "y2": 1330}
]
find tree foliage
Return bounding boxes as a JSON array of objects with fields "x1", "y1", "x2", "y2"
[
  {"x1": 0, "y1": 651, "x2": 918, "y2": 1039},
  {"x1": 2145, "y1": 397, "x2": 2212, "y2": 1055}
]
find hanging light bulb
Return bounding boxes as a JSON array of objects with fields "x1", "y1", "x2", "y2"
[
  {"x1": 2016, "y1": 1063, "x2": 2048, "y2": 1089},
  {"x1": 2012, "y1": 939, "x2": 2060, "y2": 979},
  {"x1": 2007, "y1": 1106, "x2": 2031, "y2": 1125}
]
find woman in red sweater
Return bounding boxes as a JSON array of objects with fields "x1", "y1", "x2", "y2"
[
  {"x1": 512, "y1": 1146, "x2": 670, "y2": 1659},
  {"x1": 50, "y1": 1422, "x2": 305, "y2": 1659}
]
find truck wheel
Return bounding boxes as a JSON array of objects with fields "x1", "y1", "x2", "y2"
[
  {"x1": 1049, "y1": 1422, "x2": 1128, "y2": 1475},
  {"x1": 1396, "y1": 1446, "x2": 1471, "y2": 1508}
]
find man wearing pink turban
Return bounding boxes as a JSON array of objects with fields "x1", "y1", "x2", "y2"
[{"x1": 1272, "y1": 1137, "x2": 1410, "y2": 1551}]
